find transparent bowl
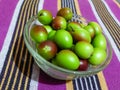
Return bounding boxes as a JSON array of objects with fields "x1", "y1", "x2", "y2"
[{"x1": 23, "y1": 15, "x2": 112, "y2": 80}]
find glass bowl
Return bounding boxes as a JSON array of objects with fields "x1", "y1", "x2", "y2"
[{"x1": 23, "y1": 15, "x2": 112, "y2": 80}]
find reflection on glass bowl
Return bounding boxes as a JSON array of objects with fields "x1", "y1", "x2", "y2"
[{"x1": 23, "y1": 15, "x2": 112, "y2": 80}]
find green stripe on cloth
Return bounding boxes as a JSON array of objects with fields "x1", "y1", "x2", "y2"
[{"x1": 0, "y1": 0, "x2": 39, "y2": 89}]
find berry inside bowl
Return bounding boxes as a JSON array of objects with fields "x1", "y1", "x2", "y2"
[{"x1": 23, "y1": 14, "x2": 112, "y2": 80}]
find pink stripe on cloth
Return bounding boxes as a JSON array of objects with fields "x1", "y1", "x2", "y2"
[
  {"x1": 103, "y1": 51, "x2": 120, "y2": 90},
  {"x1": 43, "y1": 0, "x2": 57, "y2": 17},
  {"x1": 0, "y1": 0, "x2": 18, "y2": 51},
  {"x1": 78, "y1": 0, "x2": 120, "y2": 90},
  {"x1": 38, "y1": 70, "x2": 66, "y2": 90},
  {"x1": 38, "y1": 1, "x2": 66, "y2": 90},
  {"x1": 105, "y1": 0, "x2": 120, "y2": 21},
  {"x1": 78, "y1": 0, "x2": 97, "y2": 22}
]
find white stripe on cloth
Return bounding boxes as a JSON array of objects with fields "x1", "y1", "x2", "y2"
[
  {"x1": 75, "y1": 78, "x2": 80, "y2": 90},
  {"x1": 84, "y1": 78, "x2": 89, "y2": 90},
  {"x1": 74, "y1": 76, "x2": 100, "y2": 90},
  {"x1": 102, "y1": 0, "x2": 120, "y2": 25},
  {"x1": 29, "y1": 0, "x2": 44, "y2": 90},
  {"x1": 80, "y1": 78, "x2": 84, "y2": 90},
  {"x1": 0, "y1": 0, "x2": 24, "y2": 74},
  {"x1": 88, "y1": 77, "x2": 94, "y2": 90},
  {"x1": 38, "y1": 0, "x2": 44, "y2": 12},
  {"x1": 88, "y1": 0, "x2": 120, "y2": 62},
  {"x1": 29, "y1": 62, "x2": 41, "y2": 90},
  {"x1": 93, "y1": 76, "x2": 99, "y2": 90}
]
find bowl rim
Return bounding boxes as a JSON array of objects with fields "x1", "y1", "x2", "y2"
[{"x1": 23, "y1": 15, "x2": 113, "y2": 76}]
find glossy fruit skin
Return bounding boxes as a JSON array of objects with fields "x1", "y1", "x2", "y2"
[
  {"x1": 37, "y1": 40, "x2": 58, "y2": 60},
  {"x1": 30, "y1": 25, "x2": 48, "y2": 43},
  {"x1": 78, "y1": 59, "x2": 89, "y2": 71},
  {"x1": 67, "y1": 22, "x2": 82, "y2": 32},
  {"x1": 92, "y1": 34, "x2": 107, "y2": 50},
  {"x1": 52, "y1": 16, "x2": 67, "y2": 30},
  {"x1": 43, "y1": 25, "x2": 53, "y2": 33},
  {"x1": 88, "y1": 22, "x2": 102, "y2": 35},
  {"x1": 84, "y1": 25, "x2": 95, "y2": 39},
  {"x1": 71, "y1": 28, "x2": 91, "y2": 43},
  {"x1": 88, "y1": 48, "x2": 107, "y2": 65},
  {"x1": 47, "y1": 30, "x2": 56, "y2": 41},
  {"x1": 38, "y1": 9, "x2": 53, "y2": 25},
  {"x1": 54, "y1": 29, "x2": 73, "y2": 49},
  {"x1": 79, "y1": 23, "x2": 86, "y2": 28},
  {"x1": 55, "y1": 50, "x2": 80, "y2": 70},
  {"x1": 74, "y1": 41, "x2": 94, "y2": 59},
  {"x1": 57, "y1": 7, "x2": 73, "y2": 21}
]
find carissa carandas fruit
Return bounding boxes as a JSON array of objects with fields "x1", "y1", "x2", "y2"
[
  {"x1": 37, "y1": 40, "x2": 58, "y2": 60},
  {"x1": 30, "y1": 25, "x2": 48, "y2": 43},
  {"x1": 54, "y1": 29, "x2": 73, "y2": 49},
  {"x1": 52, "y1": 16, "x2": 67, "y2": 30},
  {"x1": 55, "y1": 50, "x2": 80, "y2": 70},
  {"x1": 38, "y1": 9, "x2": 53, "y2": 25},
  {"x1": 57, "y1": 7, "x2": 73, "y2": 21}
]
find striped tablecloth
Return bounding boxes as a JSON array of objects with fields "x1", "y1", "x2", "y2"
[{"x1": 0, "y1": 0, "x2": 120, "y2": 90}]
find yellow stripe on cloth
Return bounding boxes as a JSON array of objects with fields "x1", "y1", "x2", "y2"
[
  {"x1": 57, "y1": 0, "x2": 61, "y2": 11},
  {"x1": 17, "y1": 0, "x2": 36, "y2": 89},
  {"x1": 74, "y1": 0, "x2": 86, "y2": 23},
  {"x1": 113, "y1": 0, "x2": 120, "y2": 8},
  {"x1": 24, "y1": 1, "x2": 39, "y2": 90},
  {"x1": 4, "y1": 0, "x2": 32, "y2": 89},
  {"x1": 66, "y1": 80, "x2": 74, "y2": 90},
  {"x1": 74, "y1": 0, "x2": 81, "y2": 15},
  {"x1": 12, "y1": 0, "x2": 34, "y2": 88},
  {"x1": 97, "y1": 72, "x2": 108, "y2": 90}
]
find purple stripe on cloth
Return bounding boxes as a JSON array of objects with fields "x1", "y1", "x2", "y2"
[
  {"x1": 103, "y1": 51, "x2": 120, "y2": 90},
  {"x1": 43, "y1": 0, "x2": 57, "y2": 17},
  {"x1": 78, "y1": 0, "x2": 120, "y2": 90},
  {"x1": 38, "y1": 1, "x2": 66, "y2": 90},
  {"x1": 78, "y1": 0, "x2": 97, "y2": 22},
  {"x1": 0, "y1": 0, "x2": 18, "y2": 51},
  {"x1": 38, "y1": 70, "x2": 66, "y2": 90},
  {"x1": 105, "y1": 0, "x2": 120, "y2": 21}
]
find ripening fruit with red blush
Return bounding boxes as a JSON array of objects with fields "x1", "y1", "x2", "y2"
[
  {"x1": 37, "y1": 40, "x2": 58, "y2": 60},
  {"x1": 78, "y1": 59, "x2": 89, "y2": 71}
]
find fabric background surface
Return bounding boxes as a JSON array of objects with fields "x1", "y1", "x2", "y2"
[{"x1": 0, "y1": 0, "x2": 120, "y2": 90}]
